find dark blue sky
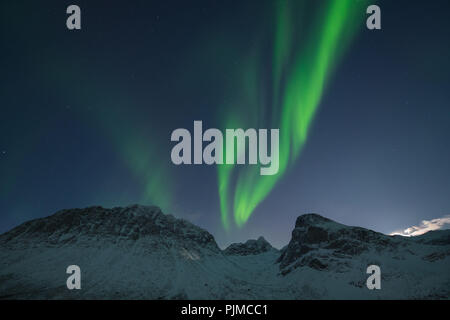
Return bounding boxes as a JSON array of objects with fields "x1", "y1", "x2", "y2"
[{"x1": 1, "y1": 0, "x2": 449, "y2": 248}]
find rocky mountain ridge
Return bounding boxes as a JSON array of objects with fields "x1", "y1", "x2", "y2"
[{"x1": 0, "y1": 205, "x2": 448, "y2": 299}]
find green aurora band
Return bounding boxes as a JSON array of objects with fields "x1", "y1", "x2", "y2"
[
  {"x1": 218, "y1": 0, "x2": 371, "y2": 229},
  {"x1": 98, "y1": 105, "x2": 174, "y2": 212},
  {"x1": 44, "y1": 64, "x2": 174, "y2": 212}
]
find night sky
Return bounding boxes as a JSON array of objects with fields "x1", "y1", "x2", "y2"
[{"x1": 1, "y1": 0, "x2": 449, "y2": 248}]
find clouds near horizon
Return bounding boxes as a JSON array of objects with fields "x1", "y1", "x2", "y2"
[{"x1": 390, "y1": 216, "x2": 450, "y2": 236}]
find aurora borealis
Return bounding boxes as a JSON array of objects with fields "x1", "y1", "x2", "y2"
[
  {"x1": 218, "y1": 0, "x2": 372, "y2": 229},
  {"x1": 1, "y1": 0, "x2": 449, "y2": 248}
]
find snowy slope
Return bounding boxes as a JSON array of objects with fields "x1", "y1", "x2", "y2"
[{"x1": 0, "y1": 205, "x2": 448, "y2": 299}]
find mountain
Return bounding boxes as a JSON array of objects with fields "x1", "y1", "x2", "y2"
[
  {"x1": 278, "y1": 213, "x2": 403, "y2": 273},
  {"x1": 0, "y1": 205, "x2": 449, "y2": 299},
  {"x1": 0, "y1": 205, "x2": 218, "y2": 252},
  {"x1": 224, "y1": 236, "x2": 276, "y2": 256}
]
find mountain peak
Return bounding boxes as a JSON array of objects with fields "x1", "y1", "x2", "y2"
[
  {"x1": 224, "y1": 236, "x2": 276, "y2": 256},
  {"x1": 295, "y1": 213, "x2": 333, "y2": 228},
  {"x1": 278, "y1": 213, "x2": 397, "y2": 274},
  {"x1": 0, "y1": 205, "x2": 220, "y2": 253},
  {"x1": 256, "y1": 236, "x2": 267, "y2": 242}
]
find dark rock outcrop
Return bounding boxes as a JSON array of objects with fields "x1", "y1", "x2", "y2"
[{"x1": 277, "y1": 213, "x2": 401, "y2": 274}]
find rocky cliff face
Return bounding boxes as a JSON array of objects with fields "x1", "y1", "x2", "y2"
[
  {"x1": 277, "y1": 213, "x2": 401, "y2": 274},
  {"x1": 0, "y1": 206, "x2": 449, "y2": 299},
  {"x1": 0, "y1": 205, "x2": 219, "y2": 254}
]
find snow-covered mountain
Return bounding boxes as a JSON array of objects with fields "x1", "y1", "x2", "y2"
[
  {"x1": 224, "y1": 236, "x2": 276, "y2": 256},
  {"x1": 0, "y1": 205, "x2": 448, "y2": 299}
]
